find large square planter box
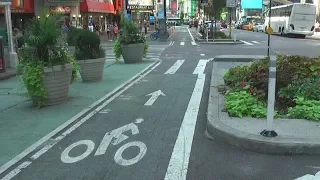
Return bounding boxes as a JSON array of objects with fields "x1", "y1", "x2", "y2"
[
  {"x1": 77, "y1": 57, "x2": 106, "y2": 81},
  {"x1": 121, "y1": 43, "x2": 144, "y2": 63},
  {"x1": 32, "y1": 63, "x2": 73, "y2": 106}
]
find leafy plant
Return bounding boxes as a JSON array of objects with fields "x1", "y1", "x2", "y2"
[
  {"x1": 225, "y1": 91, "x2": 267, "y2": 118},
  {"x1": 17, "y1": 10, "x2": 78, "y2": 108},
  {"x1": 287, "y1": 97, "x2": 320, "y2": 121},
  {"x1": 113, "y1": 19, "x2": 149, "y2": 61},
  {"x1": 214, "y1": 31, "x2": 228, "y2": 39},
  {"x1": 279, "y1": 76, "x2": 320, "y2": 101},
  {"x1": 67, "y1": 26, "x2": 82, "y2": 46},
  {"x1": 74, "y1": 30, "x2": 105, "y2": 60},
  {"x1": 113, "y1": 39, "x2": 121, "y2": 63}
]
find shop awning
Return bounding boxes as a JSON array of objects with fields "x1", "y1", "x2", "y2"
[
  {"x1": 0, "y1": 0, "x2": 34, "y2": 13},
  {"x1": 80, "y1": 0, "x2": 115, "y2": 14}
]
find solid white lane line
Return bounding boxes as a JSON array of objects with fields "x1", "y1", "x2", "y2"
[
  {"x1": 180, "y1": 42, "x2": 185, "y2": 45},
  {"x1": 240, "y1": 40, "x2": 254, "y2": 45},
  {"x1": 252, "y1": 41, "x2": 259, "y2": 44},
  {"x1": 164, "y1": 73, "x2": 206, "y2": 180},
  {"x1": 193, "y1": 60, "x2": 209, "y2": 75},
  {"x1": 187, "y1": 27, "x2": 196, "y2": 45},
  {"x1": 0, "y1": 61, "x2": 162, "y2": 176},
  {"x1": 164, "y1": 60, "x2": 185, "y2": 74}
]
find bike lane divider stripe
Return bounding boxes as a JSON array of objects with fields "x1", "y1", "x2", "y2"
[
  {"x1": 0, "y1": 60, "x2": 162, "y2": 176},
  {"x1": 187, "y1": 27, "x2": 197, "y2": 45},
  {"x1": 164, "y1": 73, "x2": 206, "y2": 180},
  {"x1": 192, "y1": 59, "x2": 210, "y2": 75},
  {"x1": 164, "y1": 60, "x2": 185, "y2": 74}
]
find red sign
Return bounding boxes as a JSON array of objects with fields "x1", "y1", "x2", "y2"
[
  {"x1": 0, "y1": 0, "x2": 34, "y2": 14},
  {"x1": 80, "y1": 0, "x2": 115, "y2": 13}
]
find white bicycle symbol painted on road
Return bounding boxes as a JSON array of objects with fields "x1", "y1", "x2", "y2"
[{"x1": 60, "y1": 118, "x2": 147, "y2": 166}]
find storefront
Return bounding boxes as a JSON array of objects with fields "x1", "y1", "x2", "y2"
[
  {"x1": 43, "y1": 0, "x2": 81, "y2": 27},
  {"x1": 80, "y1": 0, "x2": 115, "y2": 31},
  {"x1": 126, "y1": 0, "x2": 154, "y2": 28},
  {"x1": 0, "y1": 0, "x2": 35, "y2": 30}
]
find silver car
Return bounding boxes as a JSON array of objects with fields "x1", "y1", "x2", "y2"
[{"x1": 253, "y1": 22, "x2": 264, "y2": 32}]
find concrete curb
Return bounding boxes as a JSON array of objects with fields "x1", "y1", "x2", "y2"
[
  {"x1": 200, "y1": 41, "x2": 243, "y2": 45},
  {"x1": 214, "y1": 55, "x2": 267, "y2": 62},
  {"x1": 206, "y1": 58, "x2": 320, "y2": 155}
]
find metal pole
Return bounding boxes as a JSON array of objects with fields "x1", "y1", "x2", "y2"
[
  {"x1": 4, "y1": 4, "x2": 18, "y2": 68},
  {"x1": 164, "y1": 0, "x2": 167, "y2": 35},
  {"x1": 229, "y1": 8, "x2": 232, "y2": 38},
  {"x1": 260, "y1": 55, "x2": 278, "y2": 137},
  {"x1": 267, "y1": 0, "x2": 271, "y2": 57}
]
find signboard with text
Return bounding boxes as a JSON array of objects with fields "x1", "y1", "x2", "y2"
[
  {"x1": 126, "y1": 0, "x2": 153, "y2": 10},
  {"x1": 226, "y1": 0, "x2": 236, "y2": 7}
]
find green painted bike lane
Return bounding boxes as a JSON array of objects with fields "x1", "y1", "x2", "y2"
[{"x1": 0, "y1": 60, "x2": 155, "y2": 167}]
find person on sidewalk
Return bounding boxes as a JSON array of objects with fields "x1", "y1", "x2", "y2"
[
  {"x1": 88, "y1": 23, "x2": 94, "y2": 32},
  {"x1": 113, "y1": 23, "x2": 119, "y2": 39}
]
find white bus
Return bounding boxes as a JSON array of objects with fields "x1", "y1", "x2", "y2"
[{"x1": 264, "y1": 3, "x2": 316, "y2": 38}]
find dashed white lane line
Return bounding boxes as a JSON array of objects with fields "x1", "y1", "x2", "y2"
[
  {"x1": 164, "y1": 60, "x2": 185, "y2": 74},
  {"x1": 240, "y1": 40, "x2": 254, "y2": 45},
  {"x1": 180, "y1": 42, "x2": 185, "y2": 45},
  {"x1": 200, "y1": 54, "x2": 205, "y2": 56}
]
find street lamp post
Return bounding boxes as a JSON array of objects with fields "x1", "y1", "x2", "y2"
[{"x1": 0, "y1": 1, "x2": 18, "y2": 69}]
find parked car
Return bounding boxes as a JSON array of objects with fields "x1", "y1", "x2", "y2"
[
  {"x1": 220, "y1": 21, "x2": 228, "y2": 28},
  {"x1": 252, "y1": 22, "x2": 264, "y2": 32},
  {"x1": 241, "y1": 22, "x2": 253, "y2": 31}
]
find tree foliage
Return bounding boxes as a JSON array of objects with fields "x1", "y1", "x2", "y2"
[{"x1": 204, "y1": 0, "x2": 226, "y2": 19}]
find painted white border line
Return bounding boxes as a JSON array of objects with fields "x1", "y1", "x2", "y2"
[
  {"x1": 240, "y1": 40, "x2": 254, "y2": 45},
  {"x1": 187, "y1": 27, "x2": 197, "y2": 45},
  {"x1": 1, "y1": 161, "x2": 32, "y2": 180},
  {"x1": 193, "y1": 59, "x2": 209, "y2": 75},
  {"x1": 164, "y1": 60, "x2": 185, "y2": 74},
  {"x1": 164, "y1": 73, "x2": 206, "y2": 180},
  {"x1": 0, "y1": 60, "x2": 162, "y2": 175}
]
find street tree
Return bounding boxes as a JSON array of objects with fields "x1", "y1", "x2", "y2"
[{"x1": 203, "y1": 0, "x2": 225, "y2": 37}]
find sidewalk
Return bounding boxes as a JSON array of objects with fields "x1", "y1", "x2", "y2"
[
  {"x1": 206, "y1": 56, "x2": 320, "y2": 155},
  {"x1": 0, "y1": 59, "x2": 155, "y2": 167}
]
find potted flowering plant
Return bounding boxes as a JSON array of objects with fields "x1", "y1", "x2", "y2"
[
  {"x1": 17, "y1": 12, "x2": 79, "y2": 108},
  {"x1": 74, "y1": 30, "x2": 106, "y2": 81},
  {"x1": 113, "y1": 18, "x2": 149, "y2": 63}
]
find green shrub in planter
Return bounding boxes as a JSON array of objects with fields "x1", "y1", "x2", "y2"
[
  {"x1": 67, "y1": 27, "x2": 82, "y2": 46},
  {"x1": 17, "y1": 10, "x2": 79, "y2": 108},
  {"x1": 113, "y1": 18, "x2": 149, "y2": 63},
  {"x1": 74, "y1": 30, "x2": 106, "y2": 81},
  {"x1": 74, "y1": 30, "x2": 105, "y2": 60}
]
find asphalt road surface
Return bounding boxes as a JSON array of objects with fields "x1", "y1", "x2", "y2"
[
  {"x1": 1, "y1": 25, "x2": 320, "y2": 180},
  {"x1": 226, "y1": 28, "x2": 320, "y2": 57}
]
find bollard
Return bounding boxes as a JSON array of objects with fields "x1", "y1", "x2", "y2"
[
  {"x1": 260, "y1": 55, "x2": 278, "y2": 137},
  {"x1": 206, "y1": 28, "x2": 208, "y2": 42}
]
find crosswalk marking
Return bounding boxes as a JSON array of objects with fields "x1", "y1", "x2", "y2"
[
  {"x1": 164, "y1": 60, "x2": 185, "y2": 74},
  {"x1": 240, "y1": 40, "x2": 254, "y2": 45},
  {"x1": 180, "y1": 42, "x2": 185, "y2": 45},
  {"x1": 193, "y1": 59, "x2": 209, "y2": 75},
  {"x1": 252, "y1": 41, "x2": 259, "y2": 44}
]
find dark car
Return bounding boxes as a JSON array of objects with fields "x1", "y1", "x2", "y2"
[{"x1": 220, "y1": 21, "x2": 228, "y2": 28}]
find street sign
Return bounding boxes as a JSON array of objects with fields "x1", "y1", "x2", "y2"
[
  {"x1": 226, "y1": 0, "x2": 236, "y2": 7},
  {"x1": 266, "y1": 27, "x2": 273, "y2": 35}
]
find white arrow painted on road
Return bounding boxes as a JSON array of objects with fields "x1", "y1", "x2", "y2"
[
  {"x1": 144, "y1": 90, "x2": 166, "y2": 106},
  {"x1": 295, "y1": 171, "x2": 320, "y2": 180}
]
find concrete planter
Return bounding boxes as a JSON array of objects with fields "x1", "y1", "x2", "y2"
[
  {"x1": 77, "y1": 58, "x2": 106, "y2": 81},
  {"x1": 121, "y1": 43, "x2": 144, "y2": 63},
  {"x1": 32, "y1": 63, "x2": 73, "y2": 106}
]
